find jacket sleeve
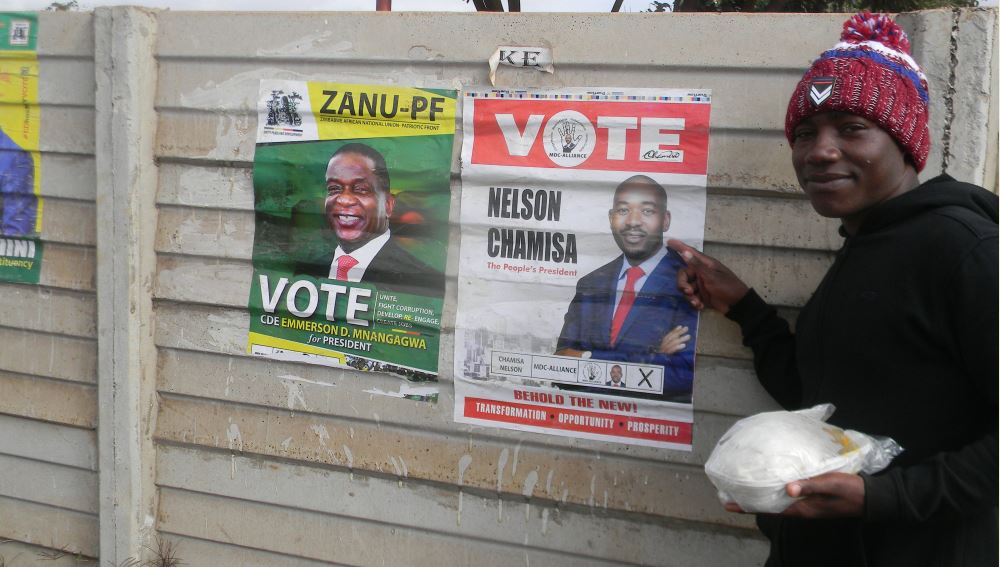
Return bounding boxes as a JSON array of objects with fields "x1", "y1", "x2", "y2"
[
  {"x1": 864, "y1": 237, "x2": 999, "y2": 523},
  {"x1": 725, "y1": 289, "x2": 803, "y2": 410},
  {"x1": 555, "y1": 289, "x2": 584, "y2": 352},
  {"x1": 0, "y1": 147, "x2": 37, "y2": 236}
]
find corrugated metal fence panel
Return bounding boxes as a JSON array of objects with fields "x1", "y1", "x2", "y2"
[{"x1": 0, "y1": 12, "x2": 99, "y2": 563}]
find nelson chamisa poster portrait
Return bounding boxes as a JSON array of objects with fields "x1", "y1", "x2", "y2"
[{"x1": 454, "y1": 87, "x2": 711, "y2": 450}]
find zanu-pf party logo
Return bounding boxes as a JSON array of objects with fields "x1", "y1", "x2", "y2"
[
  {"x1": 542, "y1": 110, "x2": 596, "y2": 167},
  {"x1": 265, "y1": 90, "x2": 303, "y2": 127}
]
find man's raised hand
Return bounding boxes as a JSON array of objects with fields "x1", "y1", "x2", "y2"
[{"x1": 667, "y1": 239, "x2": 750, "y2": 315}]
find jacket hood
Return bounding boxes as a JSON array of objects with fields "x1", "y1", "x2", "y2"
[{"x1": 853, "y1": 174, "x2": 999, "y2": 236}]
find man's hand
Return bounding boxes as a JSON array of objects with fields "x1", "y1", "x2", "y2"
[
  {"x1": 555, "y1": 348, "x2": 585, "y2": 358},
  {"x1": 723, "y1": 472, "x2": 865, "y2": 519},
  {"x1": 781, "y1": 472, "x2": 865, "y2": 518},
  {"x1": 657, "y1": 325, "x2": 690, "y2": 355},
  {"x1": 667, "y1": 239, "x2": 750, "y2": 315}
]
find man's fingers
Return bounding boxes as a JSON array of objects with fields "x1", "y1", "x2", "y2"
[
  {"x1": 665, "y1": 325, "x2": 689, "y2": 338},
  {"x1": 676, "y1": 267, "x2": 694, "y2": 292},
  {"x1": 667, "y1": 239, "x2": 699, "y2": 264},
  {"x1": 786, "y1": 473, "x2": 852, "y2": 499},
  {"x1": 668, "y1": 238, "x2": 716, "y2": 272},
  {"x1": 786, "y1": 482, "x2": 804, "y2": 498},
  {"x1": 787, "y1": 477, "x2": 829, "y2": 498}
]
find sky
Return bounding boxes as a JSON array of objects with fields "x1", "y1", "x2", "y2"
[{"x1": 6, "y1": 0, "x2": 657, "y2": 12}]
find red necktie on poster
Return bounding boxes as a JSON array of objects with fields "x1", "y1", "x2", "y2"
[
  {"x1": 336, "y1": 255, "x2": 358, "y2": 280},
  {"x1": 610, "y1": 266, "x2": 644, "y2": 345}
]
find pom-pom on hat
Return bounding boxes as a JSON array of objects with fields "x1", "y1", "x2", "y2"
[{"x1": 785, "y1": 12, "x2": 930, "y2": 172}]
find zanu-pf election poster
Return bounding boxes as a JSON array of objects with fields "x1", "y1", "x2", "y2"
[
  {"x1": 454, "y1": 87, "x2": 711, "y2": 450},
  {"x1": 0, "y1": 13, "x2": 42, "y2": 284},
  {"x1": 247, "y1": 80, "x2": 456, "y2": 381}
]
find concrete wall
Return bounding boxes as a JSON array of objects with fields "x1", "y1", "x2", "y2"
[
  {"x1": 0, "y1": 8, "x2": 995, "y2": 566},
  {"x1": 0, "y1": 12, "x2": 100, "y2": 563}
]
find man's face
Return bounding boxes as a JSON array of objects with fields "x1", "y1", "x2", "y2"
[
  {"x1": 325, "y1": 152, "x2": 394, "y2": 250},
  {"x1": 610, "y1": 366, "x2": 623, "y2": 383},
  {"x1": 791, "y1": 112, "x2": 915, "y2": 232},
  {"x1": 609, "y1": 183, "x2": 670, "y2": 263}
]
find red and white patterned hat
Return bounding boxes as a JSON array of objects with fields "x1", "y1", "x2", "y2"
[{"x1": 785, "y1": 12, "x2": 930, "y2": 172}]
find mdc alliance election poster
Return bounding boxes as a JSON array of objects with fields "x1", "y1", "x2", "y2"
[
  {"x1": 0, "y1": 13, "x2": 42, "y2": 284},
  {"x1": 247, "y1": 80, "x2": 455, "y2": 381},
  {"x1": 454, "y1": 87, "x2": 711, "y2": 450}
]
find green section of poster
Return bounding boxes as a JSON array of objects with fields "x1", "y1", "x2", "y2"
[
  {"x1": 0, "y1": 13, "x2": 43, "y2": 284},
  {"x1": 0, "y1": 239, "x2": 42, "y2": 282},
  {"x1": 247, "y1": 80, "x2": 456, "y2": 381}
]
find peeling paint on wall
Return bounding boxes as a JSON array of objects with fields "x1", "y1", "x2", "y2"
[
  {"x1": 522, "y1": 469, "x2": 538, "y2": 498},
  {"x1": 278, "y1": 375, "x2": 309, "y2": 413},
  {"x1": 363, "y1": 384, "x2": 439, "y2": 403}
]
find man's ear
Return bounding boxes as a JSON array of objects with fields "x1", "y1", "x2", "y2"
[
  {"x1": 384, "y1": 193, "x2": 396, "y2": 218},
  {"x1": 662, "y1": 210, "x2": 672, "y2": 232}
]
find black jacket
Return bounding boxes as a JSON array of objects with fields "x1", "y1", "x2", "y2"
[{"x1": 727, "y1": 175, "x2": 998, "y2": 567}]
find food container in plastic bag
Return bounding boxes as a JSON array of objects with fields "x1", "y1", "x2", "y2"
[{"x1": 704, "y1": 404, "x2": 902, "y2": 513}]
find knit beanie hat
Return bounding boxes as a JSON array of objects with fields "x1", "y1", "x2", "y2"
[{"x1": 785, "y1": 12, "x2": 930, "y2": 172}]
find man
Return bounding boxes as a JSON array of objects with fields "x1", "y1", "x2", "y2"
[
  {"x1": 296, "y1": 143, "x2": 443, "y2": 297},
  {"x1": 0, "y1": 126, "x2": 37, "y2": 237},
  {"x1": 556, "y1": 175, "x2": 696, "y2": 401},
  {"x1": 605, "y1": 364, "x2": 624, "y2": 387},
  {"x1": 670, "y1": 13, "x2": 997, "y2": 566}
]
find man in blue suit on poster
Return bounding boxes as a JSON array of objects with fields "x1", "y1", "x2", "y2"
[{"x1": 555, "y1": 175, "x2": 697, "y2": 403}]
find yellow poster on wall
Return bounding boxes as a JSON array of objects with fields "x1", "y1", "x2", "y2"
[{"x1": 0, "y1": 13, "x2": 42, "y2": 284}]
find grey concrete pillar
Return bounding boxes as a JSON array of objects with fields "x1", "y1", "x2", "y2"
[{"x1": 94, "y1": 6, "x2": 160, "y2": 564}]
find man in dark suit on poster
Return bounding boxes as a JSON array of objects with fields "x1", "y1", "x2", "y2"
[
  {"x1": 556, "y1": 175, "x2": 697, "y2": 402},
  {"x1": 296, "y1": 143, "x2": 443, "y2": 297}
]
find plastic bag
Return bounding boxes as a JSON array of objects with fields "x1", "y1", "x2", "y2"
[{"x1": 704, "y1": 404, "x2": 902, "y2": 513}]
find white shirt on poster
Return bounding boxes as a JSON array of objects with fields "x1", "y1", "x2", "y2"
[{"x1": 328, "y1": 229, "x2": 391, "y2": 282}]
